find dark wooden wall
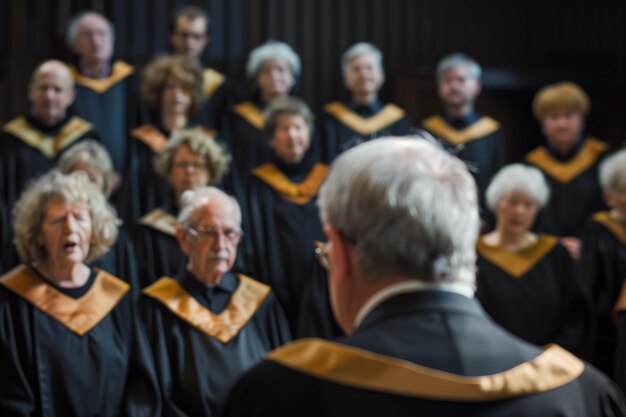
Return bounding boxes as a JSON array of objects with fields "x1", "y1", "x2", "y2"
[{"x1": 2, "y1": 0, "x2": 625, "y2": 159}]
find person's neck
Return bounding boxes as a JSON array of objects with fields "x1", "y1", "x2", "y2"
[
  {"x1": 445, "y1": 103, "x2": 473, "y2": 120},
  {"x1": 161, "y1": 111, "x2": 187, "y2": 134},
  {"x1": 187, "y1": 266, "x2": 222, "y2": 287},
  {"x1": 31, "y1": 110, "x2": 66, "y2": 128},
  {"x1": 487, "y1": 228, "x2": 536, "y2": 252},
  {"x1": 35, "y1": 260, "x2": 90, "y2": 289},
  {"x1": 352, "y1": 92, "x2": 378, "y2": 107},
  {"x1": 80, "y1": 58, "x2": 109, "y2": 78},
  {"x1": 610, "y1": 209, "x2": 626, "y2": 226},
  {"x1": 260, "y1": 90, "x2": 285, "y2": 104},
  {"x1": 548, "y1": 139, "x2": 578, "y2": 157}
]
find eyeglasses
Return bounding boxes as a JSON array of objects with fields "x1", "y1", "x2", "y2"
[
  {"x1": 187, "y1": 226, "x2": 243, "y2": 245},
  {"x1": 173, "y1": 161, "x2": 207, "y2": 170},
  {"x1": 314, "y1": 240, "x2": 331, "y2": 270},
  {"x1": 174, "y1": 31, "x2": 206, "y2": 41}
]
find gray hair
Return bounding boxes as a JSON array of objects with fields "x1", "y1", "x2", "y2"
[
  {"x1": 12, "y1": 170, "x2": 120, "y2": 264},
  {"x1": 341, "y1": 42, "x2": 383, "y2": 76},
  {"x1": 177, "y1": 187, "x2": 241, "y2": 228},
  {"x1": 485, "y1": 164, "x2": 550, "y2": 211},
  {"x1": 263, "y1": 96, "x2": 314, "y2": 138},
  {"x1": 600, "y1": 150, "x2": 626, "y2": 191},
  {"x1": 245, "y1": 41, "x2": 301, "y2": 80},
  {"x1": 436, "y1": 52, "x2": 481, "y2": 81},
  {"x1": 155, "y1": 129, "x2": 231, "y2": 185},
  {"x1": 58, "y1": 140, "x2": 115, "y2": 196},
  {"x1": 66, "y1": 10, "x2": 116, "y2": 49},
  {"x1": 319, "y1": 137, "x2": 479, "y2": 286}
]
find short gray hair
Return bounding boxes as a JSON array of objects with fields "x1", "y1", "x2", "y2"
[
  {"x1": 319, "y1": 137, "x2": 479, "y2": 286},
  {"x1": 155, "y1": 129, "x2": 231, "y2": 185},
  {"x1": 341, "y1": 42, "x2": 383, "y2": 76},
  {"x1": 263, "y1": 96, "x2": 314, "y2": 138},
  {"x1": 58, "y1": 140, "x2": 115, "y2": 196},
  {"x1": 66, "y1": 10, "x2": 116, "y2": 49},
  {"x1": 600, "y1": 150, "x2": 626, "y2": 191},
  {"x1": 177, "y1": 187, "x2": 241, "y2": 228},
  {"x1": 436, "y1": 52, "x2": 481, "y2": 81},
  {"x1": 245, "y1": 41, "x2": 301, "y2": 80},
  {"x1": 12, "y1": 170, "x2": 120, "y2": 264},
  {"x1": 485, "y1": 164, "x2": 550, "y2": 211}
]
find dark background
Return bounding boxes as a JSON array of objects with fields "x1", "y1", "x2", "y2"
[{"x1": 1, "y1": 0, "x2": 625, "y2": 160}]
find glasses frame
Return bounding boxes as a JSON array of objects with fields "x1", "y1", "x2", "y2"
[{"x1": 186, "y1": 225, "x2": 243, "y2": 245}]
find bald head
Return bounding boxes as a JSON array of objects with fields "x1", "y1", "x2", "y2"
[
  {"x1": 178, "y1": 186, "x2": 241, "y2": 228},
  {"x1": 29, "y1": 60, "x2": 76, "y2": 126}
]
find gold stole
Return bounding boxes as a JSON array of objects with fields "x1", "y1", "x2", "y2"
[{"x1": 251, "y1": 163, "x2": 329, "y2": 204}]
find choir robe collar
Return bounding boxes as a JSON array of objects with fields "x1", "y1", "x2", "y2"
[
  {"x1": 179, "y1": 270, "x2": 238, "y2": 314},
  {"x1": 25, "y1": 111, "x2": 73, "y2": 135},
  {"x1": 545, "y1": 135, "x2": 585, "y2": 162},
  {"x1": 271, "y1": 149, "x2": 316, "y2": 181},
  {"x1": 347, "y1": 99, "x2": 383, "y2": 117},
  {"x1": 442, "y1": 111, "x2": 480, "y2": 129}
]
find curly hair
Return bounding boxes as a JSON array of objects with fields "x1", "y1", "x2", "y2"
[
  {"x1": 12, "y1": 170, "x2": 120, "y2": 264},
  {"x1": 141, "y1": 55, "x2": 205, "y2": 115},
  {"x1": 154, "y1": 128, "x2": 231, "y2": 185}
]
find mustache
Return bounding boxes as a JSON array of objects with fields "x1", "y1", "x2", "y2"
[{"x1": 207, "y1": 250, "x2": 230, "y2": 261}]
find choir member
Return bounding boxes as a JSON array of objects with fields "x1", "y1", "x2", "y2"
[
  {"x1": 66, "y1": 11, "x2": 139, "y2": 171},
  {"x1": 0, "y1": 170, "x2": 159, "y2": 416},
  {"x1": 525, "y1": 81, "x2": 609, "y2": 261},
  {"x1": 321, "y1": 42, "x2": 411, "y2": 162},
  {"x1": 422, "y1": 53, "x2": 506, "y2": 219},
  {"x1": 582, "y1": 150, "x2": 626, "y2": 377},
  {"x1": 140, "y1": 186, "x2": 290, "y2": 416},
  {"x1": 134, "y1": 128, "x2": 230, "y2": 287},
  {"x1": 244, "y1": 97, "x2": 327, "y2": 333},
  {"x1": 476, "y1": 164, "x2": 589, "y2": 356}
]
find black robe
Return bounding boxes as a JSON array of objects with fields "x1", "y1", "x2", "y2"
[
  {"x1": 141, "y1": 271, "x2": 290, "y2": 417},
  {"x1": 0, "y1": 113, "x2": 99, "y2": 270},
  {"x1": 581, "y1": 211, "x2": 626, "y2": 377},
  {"x1": 190, "y1": 67, "x2": 238, "y2": 135},
  {"x1": 244, "y1": 155, "x2": 327, "y2": 334},
  {"x1": 321, "y1": 100, "x2": 412, "y2": 163},
  {"x1": 69, "y1": 60, "x2": 139, "y2": 171},
  {"x1": 0, "y1": 265, "x2": 160, "y2": 417},
  {"x1": 525, "y1": 137, "x2": 609, "y2": 237},
  {"x1": 221, "y1": 290, "x2": 625, "y2": 417},
  {"x1": 476, "y1": 234, "x2": 589, "y2": 357}
]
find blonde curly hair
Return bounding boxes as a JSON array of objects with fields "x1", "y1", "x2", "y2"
[{"x1": 12, "y1": 170, "x2": 120, "y2": 264}]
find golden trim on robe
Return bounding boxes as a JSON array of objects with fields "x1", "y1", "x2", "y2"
[
  {"x1": 476, "y1": 234, "x2": 558, "y2": 278},
  {"x1": 422, "y1": 115, "x2": 500, "y2": 146},
  {"x1": 3, "y1": 116, "x2": 93, "y2": 159},
  {"x1": 203, "y1": 68, "x2": 226, "y2": 98},
  {"x1": 613, "y1": 279, "x2": 626, "y2": 314},
  {"x1": 143, "y1": 275, "x2": 270, "y2": 344},
  {"x1": 131, "y1": 124, "x2": 168, "y2": 154},
  {"x1": 0, "y1": 265, "x2": 129, "y2": 336},
  {"x1": 251, "y1": 163, "x2": 329, "y2": 205},
  {"x1": 69, "y1": 61, "x2": 134, "y2": 93},
  {"x1": 267, "y1": 339, "x2": 584, "y2": 401},
  {"x1": 592, "y1": 211, "x2": 626, "y2": 247},
  {"x1": 324, "y1": 101, "x2": 406, "y2": 136},
  {"x1": 525, "y1": 138, "x2": 608, "y2": 184},
  {"x1": 139, "y1": 208, "x2": 178, "y2": 237},
  {"x1": 233, "y1": 101, "x2": 264, "y2": 131}
]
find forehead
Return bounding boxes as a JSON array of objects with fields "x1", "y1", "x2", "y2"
[
  {"x1": 190, "y1": 199, "x2": 238, "y2": 225},
  {"x1": 78, "y1": 14, "x2": 110, "y2": 33},
  {"x1": 501, "y1": 189, "x2": 536, "y2": 203},
  {"x1": 260, "y1": 58, "x2": 290, "y2": 71},
  {"x1": 348, "y1": 52, "x2": 379, "y2": 68},
  {"x1": 33, "y1": 69, "x2": 70, "y2": 88},
  {"x1": 173, "y1": 144, "x2": 200, "y2": 160},
  {"x1": 441, "y1": 65, "x2": 472, "y2": 79},
  {"x1": 175, "y1": 15, "x2": 207, "y2": 31},
  {"x1": 44, "y1": 198, "x2": 88, "y2": 215},
  {"x1": 275, "y1": 113, "x2": 306, "y2": 126}
]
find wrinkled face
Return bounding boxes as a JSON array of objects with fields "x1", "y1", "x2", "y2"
[
  {"x1": 167, "y1": 145, "x2": 210, "y2": 196},
  {"x1": 256, "y1": 58, "x2": 293, "y2": 98},
  {"x1": 606, "y1": 188, "x2": 626, "y2": 222},
  {"x1": 38, "y1": 199, "x2": 92, "y2": 266},
  {"x1": 72, "y1": 14, "x2": 113, "y2": 64},
  {"x1": 161, "y1": 74, "x2": 192, "y2": 115},
  {"x1": 170, "y1": 16, "x2": 209, "y2": 61},
  {"x1": 29, "y1": 70, "x2": 75, "y2": 125},
  {"x1": 269, "y1": 114, "x2": 311, "y2": 164},
  {"x1": 437, "y1": 65, "x2": 480, "y2": 108},
  {"x1": 344, "y1": 52, "x2": 384, "y2": 97},
  {"x1": 495, "y1": 190, "x2": 540, "y2": 236},
  {"x1": 541, "y1": 109, "x2": 584, "y2": 152},
  {"x1": 179, "y1": 200, "x2": 240, "y2": 285}
]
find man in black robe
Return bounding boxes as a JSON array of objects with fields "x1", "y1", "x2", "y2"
[
  {"x1": 66, "y1": 11, "x2": 139, "y2": 171},
  {"x1": 169, "y1": 5, "x2": 238, "y2": 135},
  {"x1": 321, "y1": 42, "x2": 411, "y2": 162},
  {"x1": 0, "y1": 60, "x2": 98, "y2": 270},
  {"x1": 222, "y1": 137, "x2": 625, "y2": 417},
  {"x1": 422, "y1": 53, "x2": 506, "y2": 222},
  {"x1": 141, "y1": 186, "x2": 290, "y2": 417}
]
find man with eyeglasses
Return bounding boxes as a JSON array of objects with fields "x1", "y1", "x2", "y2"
[
  {"x1": 140, "y1": 186, "x2": 290, "y2": 416},
  {"x1": 169, "y1": 5, "x2": 238, "y2": 134},
  {"x1": 221, "y1": 137, "x2": 625, "y2": 417}
]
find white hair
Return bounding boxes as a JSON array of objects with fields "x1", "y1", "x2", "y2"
[
  {"x1": 245, "y1": 41, "x2": 301, "y2": 80},
  {"x1": 485, "y1": 164, "x2": 550, "y2": 211},
  {"x1": 436, "y1": 52, "x2": 481, "y2": 81},
  {"x1": 177, "y1": 187, "x2": 241, "y2": 228},
  {"x1": 600, "y1": 150, "x2": 626, "y2": 191},
  {"x1": 66, "y1": 11, "x2": 115, "y2": 48},
  {"x1": 341, "y1": 42, "x2": 383, "y2": 76},
  {"x1": 319, "y1": 137, "x2": 479, "y2": 286}
]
